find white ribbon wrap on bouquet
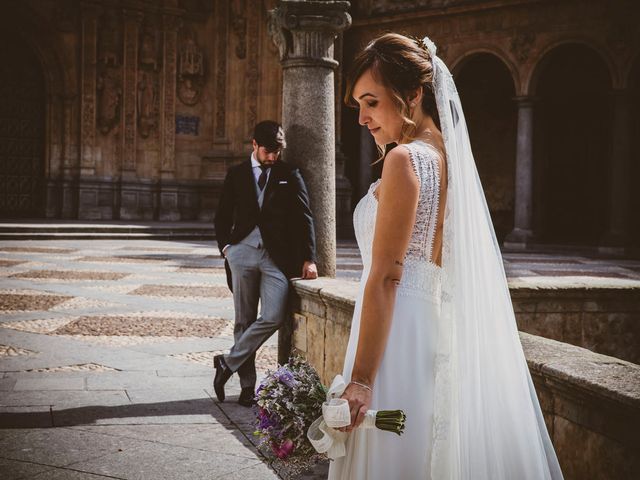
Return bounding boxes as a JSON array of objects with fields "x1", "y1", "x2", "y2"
[{"x1": 307, "y1": 375, "x2": 377, "y2": 459}]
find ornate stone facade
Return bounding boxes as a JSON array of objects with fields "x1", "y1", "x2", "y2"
[
  {"x1": 0, "y1": 0, "x2": 637, "y2": 251},
  {"x1": 0, "y1": 0, "x2": 288, "y2": 225}
]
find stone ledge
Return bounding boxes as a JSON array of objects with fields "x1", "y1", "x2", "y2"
[
  {"x1": 289, "y1": 277, "x2": 640, "y2": 479},
  {"x1": 291, "y1": 277, "x2": 640, "y2": 408},
  {"x1": 520, "y1": 332, "x2": 640, "y2": 408},
  {"x1": 508, "y1": 276, "x2": 640, "y2": 290}
]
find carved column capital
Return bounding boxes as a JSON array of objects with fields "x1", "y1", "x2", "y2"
[{"x1": 268, "y1": 1, "x2": 351, "y2": 69}]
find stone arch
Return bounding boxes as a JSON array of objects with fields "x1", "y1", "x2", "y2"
[
  {"x1": 454, "y1": 52, "x2": 518, "y2": 242},
  {"x1": 450, "y1": 46, "x2": 521, "y2": 94},
  {"x1": 629, "y1": 56, "x2": 640, "y2": 245},
  {"x1": 527, "y1": 38, "x2": 617, "y2": 95},
  {"x1": 530, "y1": 42, "x2": 613, "y2": 245},
  {"x1": 0, "y1": 4, "x2": 73, "y2": 218}
]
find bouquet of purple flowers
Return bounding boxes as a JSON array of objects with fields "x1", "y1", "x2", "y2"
[{"x1": 254, "y1": 356, "x2": 406, "y2": 476}]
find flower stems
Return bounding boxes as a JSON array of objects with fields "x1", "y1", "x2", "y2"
[{"x1": 375, "y1": 410, "x2": 407, "y2": 435}]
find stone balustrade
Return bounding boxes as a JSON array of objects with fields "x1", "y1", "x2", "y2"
[{"x1": 281, "y1": 277, "x2": 640, "y2": 480}]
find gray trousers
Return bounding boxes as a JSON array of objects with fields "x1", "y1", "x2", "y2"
[{"x1": 223, "y1": 243, "x2": 289, "y2": 389}]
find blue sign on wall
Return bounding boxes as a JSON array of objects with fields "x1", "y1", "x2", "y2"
[{"x1": 175, "y1": 115, "x2": 199, "y2": 136}]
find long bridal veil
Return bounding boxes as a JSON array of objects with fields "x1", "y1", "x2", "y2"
[{"x1": 424, "y1": 37, "x2": 564, "y2": 479}]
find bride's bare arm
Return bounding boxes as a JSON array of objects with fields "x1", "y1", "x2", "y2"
[{"x1": 342, "y1": 146, "x2": 419, "y2": 430}]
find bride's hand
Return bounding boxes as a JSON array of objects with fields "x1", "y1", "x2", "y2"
[{"x1": 339, "y1": 382, "x2": 372, "y2": 432}]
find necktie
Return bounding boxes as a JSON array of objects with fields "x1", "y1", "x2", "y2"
[{"x1": 258, "y1": 165, "x2": 269, "y2": 191}]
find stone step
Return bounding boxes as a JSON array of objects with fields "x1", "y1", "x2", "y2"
[
  {"x1": 0, "y1": 222, "x2": 215, "y2": 240},
  {"x1": 0, "y1": 232, "x2": 216, "y2": 240}
]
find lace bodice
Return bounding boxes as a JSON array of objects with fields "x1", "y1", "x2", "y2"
[{"x1": 353, "y1": 140, "x2": 443, "y2": 302}]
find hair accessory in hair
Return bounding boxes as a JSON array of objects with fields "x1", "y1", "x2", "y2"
[
  {"x1": 410, "y1": 35, "x2": 430, "y2": 55},
  {"x1": 421, "y1": 36, "x2": 437, "y2": 58}
]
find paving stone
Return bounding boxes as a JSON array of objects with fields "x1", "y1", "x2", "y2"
[
  {"x1": 0, "y1": 344, "x2": 38, "y2": 356},
  {"x1": 70, "y1": 441, "x2": 267, "y2": 480},
  {"x1": 124, "y1": 388, "x2": 212, "y2": 404},
  {"x1": 30, "y1": 467, "x2": 120, "y2": 479},
  {"x1": 0, "y1": 247, "x2": 76, "y2": 254},
  {"x1": 0, "y1": 405, "x2": 53, "y2": 428},
  {"x1": 85, "y1": 371, "x2": 210, "y2": 391},
  {"x1": 130, "y1": 284, "x2": 232, "y2": 298},
  {"x1": 27, "y1": 363, "x2": 118, "y2": 374},
  {"x1": 0, "y1": 427, "x2": 141, "y2": 468},
  {"x1": 13, "y1": 377, "x2": 86, "y2": 391},
  {"x1": 10, "y1": 271, "x2": 129, "y2": 281},
  {"x1": 0, "y1": 390, "x2": 130, "y2": 408},
  {"x1": 0, "y1": 294, "x2": 73, "y2": 312},
  {"x1": 213, "y1": 461, "x2": 280, "y2": 480},
  {"x1": 0, "y1": 259, "x2": 27, "y2": 267},
  {"x1": 127, "y1": 337, "x2": 234, "y2": 355},
  {"x1": 69, "y1": 423, "x2": 256, "y2": 458},
  {"x1": 53, "y1": 315, "x2": 229, "y2": 337},
  {"x1": 0, "y1": 377, "x2": 17, "y2": 391},
  {"x1": 0, "y1": 456, "x2": 54, "y2": 478},
  {"x1": 52, "y1": 397, "x2": 220, "y2": 427}
]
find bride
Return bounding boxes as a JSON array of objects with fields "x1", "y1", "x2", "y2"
[{"x1": 328, "y1": 33, "x2": 563, "y2": 479}]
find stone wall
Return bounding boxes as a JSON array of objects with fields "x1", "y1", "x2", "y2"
[
  {"x1": 510, "y1": 281, "x2": 640, "y2": 364},
  {"x1": 0, "y1": 0, "x2": 354, "y2": 234},
  {"x1": 284, "y1": 277, "x2": 640, "y2": 480}
]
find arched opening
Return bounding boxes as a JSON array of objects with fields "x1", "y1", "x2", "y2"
[
  {"x1": 0, "y1": 29, "x2": 46, "y2": 218},
  {"x1": 455, "y1": 53, "x2": 517, "y2": 242},
  {"x1": 630, "y1": 59, "x2": 640, "y2": 247},
  {"x1": 532, "y1": 44, "x2": 612, "y2": 245}
]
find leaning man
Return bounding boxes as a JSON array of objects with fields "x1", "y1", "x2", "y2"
[{"x1": 213, "y1": 120, "x2": 317, "y2": 407}]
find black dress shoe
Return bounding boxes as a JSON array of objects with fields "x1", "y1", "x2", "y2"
[
  {"x1": 238, "y1": 387, "x2": 256, "y2": 407},
  {"x1": 213, "y1": 355, "x2": 232, "y2": 402}
]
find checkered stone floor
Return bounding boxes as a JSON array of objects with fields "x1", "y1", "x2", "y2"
[{"x1": 0, "y1": 237, "x2": 638, "y2": 479}]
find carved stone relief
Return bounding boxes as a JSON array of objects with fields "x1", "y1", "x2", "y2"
[
  {"x1": 138, "y1": 17, "x2": 160, "y2": 139},
  {"x1": 80, "y1": 6, "x2": 99, "y2": 169},
  {"x1": 137, "y1": 70, "x2": 158, "y2": 138},
  {"x1": 246, "y1": 1, "x2": 259, "y2": 137},
  {"x1": 139, "y1": 19, "x2": 159, "y2": 70},
  {"x1": 215, "y1": 2, "x2": 228, "y2": 139},
  {"x1": 231, "y1": 0, "x2": 247, "y2": 59},
  {"x1": 94, "y1": 9, "x2": 122, "y2": 137},
  {"x1": 98, "y1": 8, "x2": 121, "y2": 67},
  {"x1": 177, "y1": 26, "x2": 205, "y2": 106},
  {"x1": 510, "y1": 32, "x2": 535, "y2": 63},
  {"x1": 162, "y1": 14, "x2": 180, "y2": 171},
  {"x1": 97, "y1": 67, "x2": 121, "y2": 134},
  {"x1": 123, "y1": 12, "x2": 141, "y2": 170}
]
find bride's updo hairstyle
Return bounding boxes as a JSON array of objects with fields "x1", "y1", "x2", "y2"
[{"x1": 344, "y1": 33, "x2": 440, "y2": 149}]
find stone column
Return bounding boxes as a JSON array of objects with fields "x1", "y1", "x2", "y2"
[
  {"x1": 269, "y1": 1, "x2": 351, "y2": 277},
  {"x1": 505, "y1": 96, "x2": 535, "y2": 248},
  {"x1": 601, "y1": 89, "x2": 630, "y2": 252}
]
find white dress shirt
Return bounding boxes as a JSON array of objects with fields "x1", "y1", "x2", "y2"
[{"x1": 251, "y1": 153, "x2": 271, "y2": 188}]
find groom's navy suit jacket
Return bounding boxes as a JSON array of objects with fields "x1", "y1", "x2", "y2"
[{"x1": 214, "y1": 159, "x2": 316, "y2": 289}]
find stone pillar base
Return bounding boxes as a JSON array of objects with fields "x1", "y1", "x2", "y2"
[{"x1": 504, "y1": 227, "x2": 534, "y2": 250}]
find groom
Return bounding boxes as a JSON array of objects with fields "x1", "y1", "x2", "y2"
[{"x1": 214, "y1": 120, "x2": 317, "y2": 406}]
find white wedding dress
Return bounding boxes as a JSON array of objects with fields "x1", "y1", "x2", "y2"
[
  {"x1": 328, "y1": 139, "x2": 443, "y2": 480},
  {"x1": 328, "y1": 36, "x2": 563, "y2": 480}
]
